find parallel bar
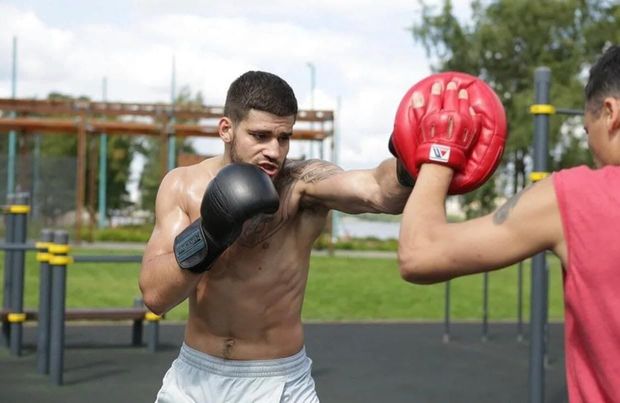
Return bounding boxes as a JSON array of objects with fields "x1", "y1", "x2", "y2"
[
  {"x1": 49, "y1": 231, "x2": 69, "y2": 385},
  {"x1": 0, "y1": 242, "x2": 39, "y2": 251},
  {"x1": 72, "y1": 255, "x2": 143, "y2": 263},
  {"x1": 9, "y1": 193, "x2": 28, "y2": 357},
  {"x1": 37, "y1": 229, "x2": 54, "y2": 374},
  {"x1": 443, "y1": 281, "x2": 451, "y2": 343},
  {"x1": 2, "y1": 194, "x2": 16, "y2": 347},
  {"x1": 529, "y1": 66, "x2": 551, "y2": 403},
  {"x1": 482, "y1": 272, "x2": 489, "y2": 342}
]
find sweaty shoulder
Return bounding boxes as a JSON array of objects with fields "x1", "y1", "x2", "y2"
[{"x1": 156, "y1": 158, "x2": 219, "y2": 218}]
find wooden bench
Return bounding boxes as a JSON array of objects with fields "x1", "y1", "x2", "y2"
[{"x1": 0, "y1": 307, "x2": 160, "y2": 348}]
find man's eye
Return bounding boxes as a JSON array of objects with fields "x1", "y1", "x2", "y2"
[{"x1": 252, "y1": 133, "x2": 266, "y2": 140}]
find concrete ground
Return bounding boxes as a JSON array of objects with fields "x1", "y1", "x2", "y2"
[{"x1": 0, "y1": 321, "x2": 567, "y2": 403}]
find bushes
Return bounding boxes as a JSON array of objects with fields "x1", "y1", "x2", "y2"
[{"x1": 80, "y1": 225, "x2": 153, "y2": 243}]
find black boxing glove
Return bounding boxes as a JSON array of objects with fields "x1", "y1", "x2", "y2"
[
  {"x1": 173, "y1": 163, "x2": 280, "y2": 273},
  {"x1": 388, "y1": 134, "x2": 416, "y2": 187}
]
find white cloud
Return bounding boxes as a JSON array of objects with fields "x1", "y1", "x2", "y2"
[{"x1": 0, "y1": 0, "x2": 474, "y2": 170}]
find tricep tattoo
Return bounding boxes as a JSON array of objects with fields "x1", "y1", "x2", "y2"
[{"x1": 492, "y1": 185, "x2": 534, "y2": 225}]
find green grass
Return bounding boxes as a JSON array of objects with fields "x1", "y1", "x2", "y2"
[{"x1": 0, "y1": 249, "x2": 564, "y2": 322}]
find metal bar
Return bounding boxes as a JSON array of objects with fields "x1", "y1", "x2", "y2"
[
  {"x1": 72, "y1": 255, "x2": 143, "y2": 263},
  {"x1": 529, "y1": 66, "x2": 551, "y2": 403},
  {"x1": 2, "y1": 194, "x2": 16, "y2": 347},
  {"x1": 555, "y1": 108, "x2": 583, "y2": 116},
  {"x1": 9, "y1": 193, "x2": 29, "y2": 356},
  {"x1": 49, "y1": 230, "x2": 69, "y2": 385},
  {"x1": 482, "y1": 272, "x2": 490, "y2": 341},
  {"x1": 0, "y1": 118, "x2": 332, "y2": 139},
  {"x1": 0, "y1": 242, "x2": 40, "y2": 251},
  {"x1": 0, "y1": 98, "x2": 334, "y2": 122},
  {"x1": 517, "y1": 260, "x2": 524, "y2": 342},
  {"x1": 98, "y1": 77, "x2": 108, "y2": 229},
  {"x1": 37, "y1": 229, "x2": 54, "y2": 374},
  {"x1": 443, "y1": 280, "x2": 451, "y2": 343},
  {"x1": 7, "y1": 37, "x2": 18, "y2": 195}
]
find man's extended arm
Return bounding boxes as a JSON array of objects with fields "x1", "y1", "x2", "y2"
[{"x1": 299, "y1": 158, "x2": 411, "y2": 214}]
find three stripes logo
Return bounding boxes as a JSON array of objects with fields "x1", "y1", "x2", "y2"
[{"x1": 429, "y1": 144, "x2": 450, "y2": 163}]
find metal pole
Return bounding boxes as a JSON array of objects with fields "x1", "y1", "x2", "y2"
[
  {"x1": 49, "y1": 230, "x2": 69, "y2": 385},
  {"x1": 529, "y1": 66, "x2": 551, "y2": 403},
  {"x1": 167, "y1": 55, "x2": 176, "y2": 171},
  {"x1": 37, "y1": 229, "x2": 54, "y2": 374},
  {"x1": 2, "y1": 193, "x2": 16, "y2": 347},
  {"x1": 517, "y1": 260, "x2": 524, "y2": 342},
  {"x1": 98, "y1": 77, "x2": 108, "y2": 228},
  {"x1": 482, "y1": 272, "x2": 489, "y2": 342},
  {"x1": 306, "y1": 62, "x2": 316, "y2": 159},
  {"x1": 9, "y1": 192, "x2": 29, "y2": 356},
  {"x1": 7, "y1": 36, "x2": 18, "y2": 195},
  {"x1": 443, "y1": 280, "x2": 451, "y2": 343},
  {"x1": 331, "y1": 96, "x2": 341, "y2": 243}
]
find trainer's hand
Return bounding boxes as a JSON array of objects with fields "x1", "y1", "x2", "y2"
[
  {"x1": 391, "y1": 71, "x2": 507, "y2": 194},
  {"x1": 414, "y1": 81, "x2": 481, "y2": 171}
]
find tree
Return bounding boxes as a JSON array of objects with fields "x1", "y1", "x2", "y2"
[
  {"x1": 137, "y1": 85, "x2": 200, "y2": 214},
  {"x1": 411, "y1": 0, "x2": 619, "y2": 215}
]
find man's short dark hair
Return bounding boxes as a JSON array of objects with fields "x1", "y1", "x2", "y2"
[
  {"x1": 585, "y1": 45, "x2": 620, "y2": 116},
  {"x1": 224, "y1": 71, "x2": 298, "y2": 123}
]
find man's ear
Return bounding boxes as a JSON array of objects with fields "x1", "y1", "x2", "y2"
[
  {"x1": 604, "y1": 97, "x2": 620, "y2": 133},
  {"x1": 219, "y1": 117, "x2": 233, "y2": 143}
]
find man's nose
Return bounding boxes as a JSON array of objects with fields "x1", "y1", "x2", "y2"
[{"x1": 263, "y1": 138, "x2": 281, "y2": 160}]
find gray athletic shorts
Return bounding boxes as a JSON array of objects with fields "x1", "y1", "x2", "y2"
[{"x1": 154, "y1": 343, "x2": 320, "y2": 403}]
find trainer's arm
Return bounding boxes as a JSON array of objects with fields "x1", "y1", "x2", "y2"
[
  {"x1": 398, "y1": 164, "x2": 566, "y2": 284},
  {"x1": 139, "y1": 170, "x2": 205, "y2": 315},
  {"x1": 300, "y1": 158, "x2": 411, "y2": 214}
]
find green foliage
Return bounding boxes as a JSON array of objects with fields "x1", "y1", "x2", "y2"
[
  {"x1": 412, "y1": 0, "x2": 619, "y2": 210},
  {"x1": 137, "y1": 86, "x2": 201, "y2": 210},
  {"x1": 80, "y1": 225, "x2": 153, "y2": 243},
  {"x1": 313, "y1": 233, "x2": 399, "y2": 251}
]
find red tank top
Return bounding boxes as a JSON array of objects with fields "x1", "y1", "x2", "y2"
[{"x1": 553, "y1": 165, "x2": 620, "y2": 403}]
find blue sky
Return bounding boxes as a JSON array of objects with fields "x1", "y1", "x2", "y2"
[{"x1": 0, "y1": 0, "x2": 474, "y2": 179}]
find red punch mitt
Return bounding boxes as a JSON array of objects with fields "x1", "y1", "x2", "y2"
[{"x1": 390, "y1": 71, "x2": 507, "y2": 194}]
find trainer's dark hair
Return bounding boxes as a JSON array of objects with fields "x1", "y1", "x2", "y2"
[
  {"x1": 585, "y1": 44, "x2": 620, "y2": 116},
  {"x1": 224, "y1": 71, "x2": 298, "y2": 123}
]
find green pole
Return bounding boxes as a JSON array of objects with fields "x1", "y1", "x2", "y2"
[
  {"x1": 168, "y1": 55, "x2": 176, "y2": 171},
  {"x1": 98, "y1": 77, "x2": 108, "y2": 228},
  {"x1": 7, "y1": 36, "x2": 18, "y2": 195}
]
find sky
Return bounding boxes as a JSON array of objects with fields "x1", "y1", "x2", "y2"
[{"x1": 0, "y1": 0, "x2": 474, "y2": 195}]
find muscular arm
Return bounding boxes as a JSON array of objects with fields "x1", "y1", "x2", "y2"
[
  {"x1": 298, "y1": 158, "x2": 411, "y2": 214},
  {"x1": 139, "y1": 170, "x2": 205, "y2": 315},
  {"x1": 398, "y1": 164, "x2": 566, "y2": 284}
]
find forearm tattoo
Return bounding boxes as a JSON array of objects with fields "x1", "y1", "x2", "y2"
[{"x1": 492, "y1": 185, "x2": 533, "y2": 225}]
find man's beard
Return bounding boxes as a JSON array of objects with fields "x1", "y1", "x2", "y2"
[{"x1": 230, "y1": 136, "x2": 243, "y2": 164}]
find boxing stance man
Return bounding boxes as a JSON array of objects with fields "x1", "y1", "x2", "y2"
[
  {"x1": 139, "y1": 70, "x2": 412, "y2": 402},
  {"x1": 395, "y1": 46, "x2": 620, "y2": 402}
]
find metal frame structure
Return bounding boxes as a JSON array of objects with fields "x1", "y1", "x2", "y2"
[{"x1": 0, "y1": 98, "x2": 334, "y2": 242}]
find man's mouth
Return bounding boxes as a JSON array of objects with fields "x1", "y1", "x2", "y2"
[{"x1": 258, "y1": 162, "x2": 279, "y2": 177}]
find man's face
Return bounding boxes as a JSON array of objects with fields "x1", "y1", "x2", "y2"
[
  {"x1": 224, "y1": 109, "x2": 295, "y2": 179},
  {"x1": 583, "y1": 97, "x2": 620, "y2": 167}
]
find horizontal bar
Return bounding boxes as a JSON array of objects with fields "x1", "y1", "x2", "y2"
[
  {"x1": 0, "y1": 242, "x2": 39, "y2": 251},
  {"x1": 555, "y1": 108, "x2": 583, "y2": 116},
  {"x1": 72, "y1": 255, "x2": 143, "y2": 263}
]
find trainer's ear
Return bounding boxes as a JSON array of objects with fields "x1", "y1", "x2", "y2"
[{"x1": 219, "y1": 117, "x2": 233, "y2": 143}]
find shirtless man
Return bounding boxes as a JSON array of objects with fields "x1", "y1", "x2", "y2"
[{"x1": 139, "y1": 70, "x2": 411, "y2": 402}]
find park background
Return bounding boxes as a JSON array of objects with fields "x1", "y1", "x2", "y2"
[{"x1": 0, "y1": 0, "x2": 619, "y2": 322}]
